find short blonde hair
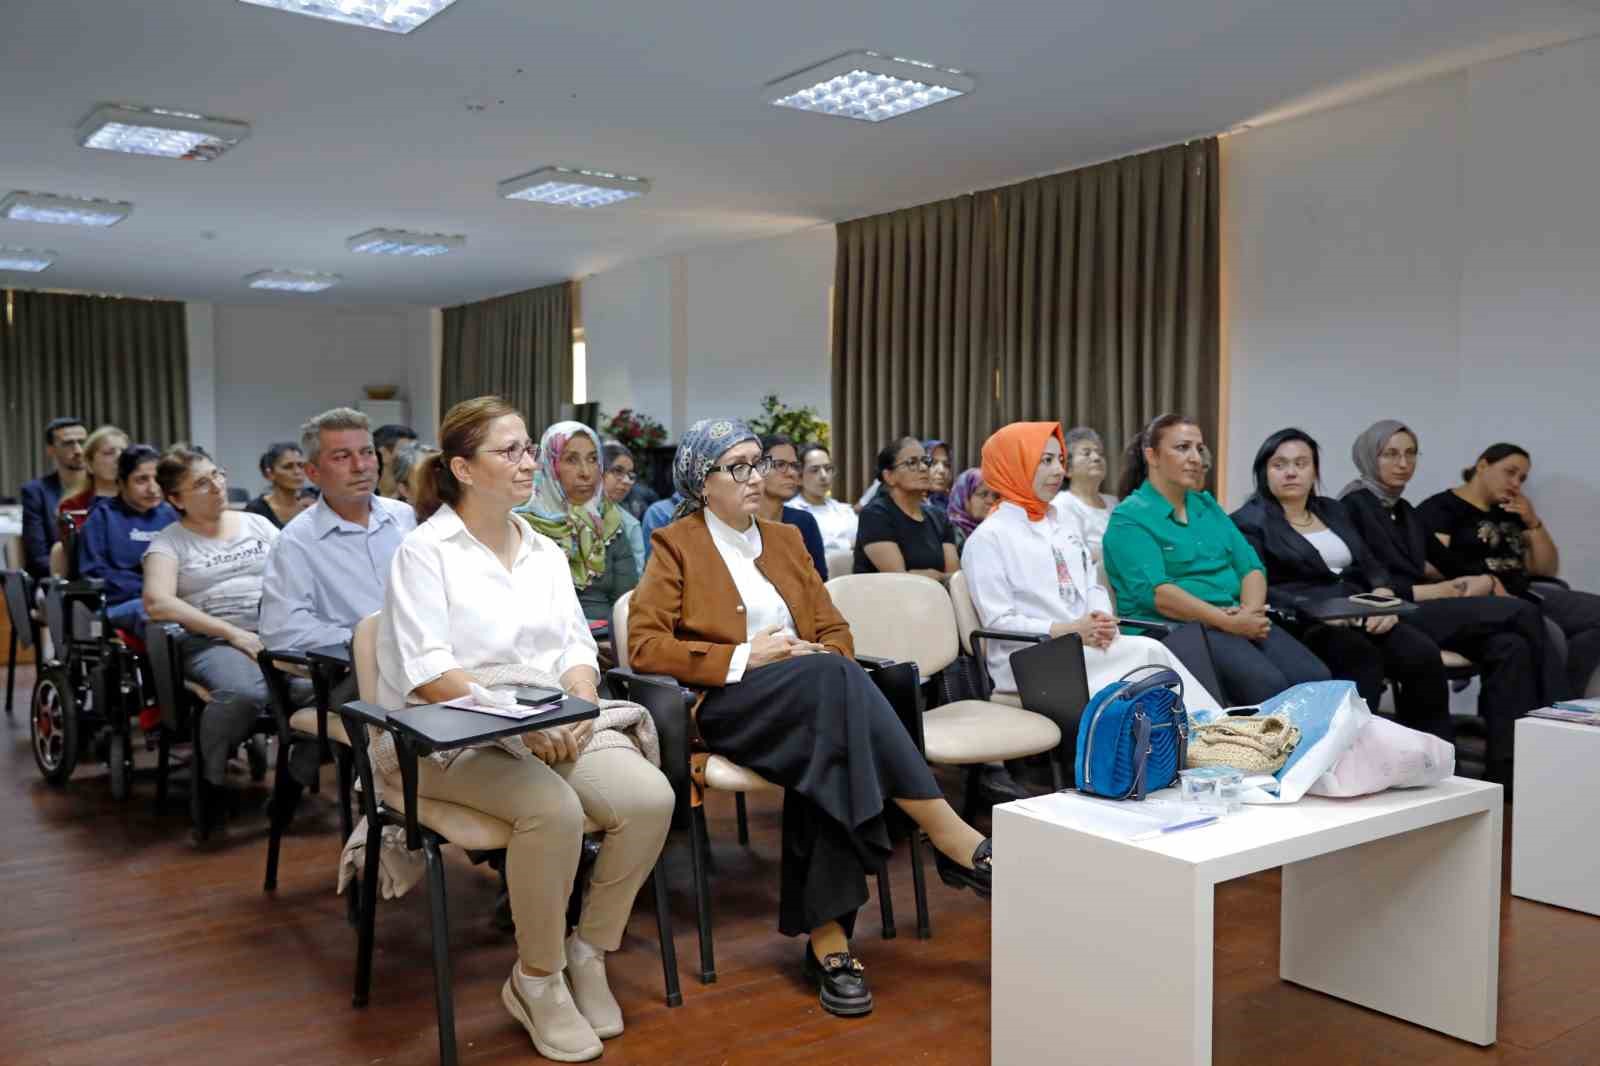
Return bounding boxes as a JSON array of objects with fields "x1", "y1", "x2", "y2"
[{"x1": 84, "y1": 424, "x2": 129, "y2": 463}]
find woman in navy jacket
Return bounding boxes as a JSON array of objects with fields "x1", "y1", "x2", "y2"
[
  {"x1": 1230, "y1": 429, "x2": 1453, "y2": 745},
  {"x1": 77, "y1": 445, "x2": 179, "y2": 633}
]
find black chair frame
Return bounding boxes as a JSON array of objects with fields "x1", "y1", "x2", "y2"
[{"x1": 3, "y1": 568, "x2": 41, "y2": 716}]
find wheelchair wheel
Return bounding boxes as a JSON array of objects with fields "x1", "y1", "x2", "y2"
[
  {"x1": 31, "y1": 667, "x2": 81, "y2": 784},
  {"x1": 108, "y1": 731, "x2": 132, "y2": 801}
]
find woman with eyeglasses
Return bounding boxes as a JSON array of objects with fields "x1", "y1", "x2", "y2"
[
  {"x1": 384, "y1": 397, "x2": 672, "y2": 1062},
  {"x1": 853, "y1": 437, "x2": 959, "y2": 580},
  {"x1": 143, "y1": 445, "x2": 306, "y2": 824},
  {"x1": 629, "y1": 418, "x2": 993, "y2": 1018},
  {"x1": 515, "y1": 423, "x2": 639, "y2": 625},
  {"x1": 601, "y1": 442, "x2": 646, "y2": 573},
  {"x1": 758, "y1": 434, "x2": 829, "y2": 578},
  {"x1": 785, "y1": 443, "x2": 858, "y2": 554},
  {"x1": 1055, "y1": 426, "x2": 1118, "y2": 563}
]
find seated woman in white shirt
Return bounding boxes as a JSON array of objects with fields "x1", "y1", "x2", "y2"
[
  {"x1": 784, "y1": 443, "x2": 858, "y2": 554},
  {"x1": 962, "y1": 421, "x2": 1223, "y2": 713},
  {"x1": 380, "y1": 396, "x2": 673, "y2": 1064},
  {"x1": 1055, "y1": 426, "x2": 1117, "y2": 563}
]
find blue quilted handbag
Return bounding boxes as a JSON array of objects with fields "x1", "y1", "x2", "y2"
[{"x1": 1074, "y1": 665, "x2": 1188, "y2": 800}]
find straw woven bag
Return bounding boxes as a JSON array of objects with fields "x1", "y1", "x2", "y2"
[{"x1": 1186, "y1": 715, "x2": 1302, "y2": 774}]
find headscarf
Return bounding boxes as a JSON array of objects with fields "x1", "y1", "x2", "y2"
[
  {"x1": 922, "y1": 438, "x2": 951, "y2": 511},
  {"x1": 671, "y1": 417, "x2": 759, "y2": 520},
  {"x1": 1339, "y1": 419, "x2": 1412, "y2": 508},
  {"x1": 980, "y1": 421, "x2": 1067, "y2": 523},
  {"x1": 946, "y1": 468, "x2": 986, "y2": 538},
  {"x1": 516, "y1": 421, "x2": 623, "y2": 588}
]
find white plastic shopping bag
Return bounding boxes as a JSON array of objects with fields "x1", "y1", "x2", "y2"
[{"x1": 1307, "y1": 715, "x2": 1454, "y2": 797}]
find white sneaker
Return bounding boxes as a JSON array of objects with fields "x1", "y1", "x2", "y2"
[
  {"x1": 565, "y1": 948, "x2": 624, "y2": 1039},
  {"x1": 501, "y1": 964, "x2": 603, "y2": 1062}
]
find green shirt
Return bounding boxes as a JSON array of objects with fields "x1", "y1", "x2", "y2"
[{"x1": 1103, "y1": 480, "x2": 1263, "y2": 621}]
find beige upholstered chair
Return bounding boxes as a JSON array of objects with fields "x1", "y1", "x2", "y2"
[
  {"x1": 945, "y1": 571, "x2": 1023, "y2": 707},
  {"x1": 825, "y1": 548, "x2": 854, "y2": 580},
  {"x1": 825, "y1": 573, "x2": 1069, "y2": 813}
]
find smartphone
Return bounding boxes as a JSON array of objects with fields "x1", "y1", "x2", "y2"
[
  {"x1": 1349, "y1": 592, "x2": 1400, "y2": 608},
  {"x1": 513, "y1": 685, "x2": 564, "y2": 707},
  {"x1": 1225, "y1": 706, "x2": 1262, "y2": 717}
]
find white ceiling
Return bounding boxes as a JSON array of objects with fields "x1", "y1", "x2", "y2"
[{"x1": 1, "y1": 0, "x2": 1596, "y2": 308}]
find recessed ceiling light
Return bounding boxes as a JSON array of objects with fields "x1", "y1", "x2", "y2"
[
  {"x1": 1, "y1": 190, "x2": 132, "y2": 227},
  {"x1": 0, "y1": 246, "x2": 56, "y2": 272},
  {"x1": 347, "y1": 228, "x2": 465, "y2": 256},
  {"x1": 498, "y1": 167, "x2": 650, "y2": 208},
  {"x1": 766, "y1": 50, "x2": 973, "y2": 122},
  {"x1": 244, "y1": 269, "x2": 341, "y2": 293},
  {"x1": 78, "y1": 104, "x2": 251, "y2": 162},
  {"x1": 237, "y1": 0, "x2": 459, "y2": 34}
]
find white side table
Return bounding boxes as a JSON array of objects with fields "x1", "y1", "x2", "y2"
[
  {"x1": 1512, "y1": 716, "x2": 1600, "y2": 916},
  {"x1": 992, "y1": 779, "x2": 1502, "y2": 1066}
]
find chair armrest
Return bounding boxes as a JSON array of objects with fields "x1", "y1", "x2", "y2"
[
  {"x1": 261, "y1": 647, "x2": 312, "y2": 667},
  {"x1": 854, "y1": 654, "x2": 895, "y2": 670},
  {"x1": 1120, "y1": 616, "x2": 1176, "y2": 636},
  {"x1": 971, "y1": 627, "x2": 1049, "y2": 645},
  {"x1": 605, "y1": 668, "x2": 694, "y2": 804},
  {"x1": 337, "y1": 699, "x2": 392, "y2": 730}
]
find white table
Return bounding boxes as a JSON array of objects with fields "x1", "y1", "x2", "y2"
[
  {"x1": 1512, "y1": 716, "x2": 1600, "y2": 916},
  {"x1": 991, "y1": 778, "x2": 1502, "y2": 1066}
]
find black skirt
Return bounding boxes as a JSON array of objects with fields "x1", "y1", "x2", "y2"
[{"x1": 696, "y1": 653, "x2": 941, "y2": 937}]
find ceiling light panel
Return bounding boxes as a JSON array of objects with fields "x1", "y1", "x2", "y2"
[
  {"x1": 0, "y1": 246, "x2": 56, "y2": 272},
  {"x1": 245, "y1": 270, "x2": 341, "y2": 293},
  {"x1": 78, "y1": 104, "x2": 251, "y2": 162},
  {"x1": 347, "y1": 228, "x2": 465, "y2": 256},
  {"x1": 498, "y1": 167, "x2": 650, "y2": 208},
  {"x1": 767, "y1": 51, "x2": 973, "y2": 122},
  {"x1": 238, "y1": 0, "x2": 459, "y2": 34},
  {"x1": 0, "y1": 191, "x2": 132, "y2": 227}
]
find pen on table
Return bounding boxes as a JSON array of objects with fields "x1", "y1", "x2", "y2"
[{"x1": 1131, "y1": 816, "x2": 1219, "y2": 841}]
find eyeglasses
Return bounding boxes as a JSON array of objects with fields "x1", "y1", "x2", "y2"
[
  {"x1": 707, "y1": 456, "x2": 773, "y2": 483},
  {"x1": 481, "y1": 441, "x2": 539, "y2": 464},
  {"x1": 186, "y1": 469, "x2": 228, "y2": 494},
  {"x1": 605, "y1": 466, "x2": 638, "y2": 482},
  {"x1": 1378, "y1": 448, "x2": 1418, "y2": 463},
  {"x1": 805, "y1": 464, "x2": 836, "y2": 476},
  {"x1": 894, "y1": 456, "x2": 934, "y2": 471},
  {"x1": 765, "y1": 459, "x2": 803, "y2": 475}
]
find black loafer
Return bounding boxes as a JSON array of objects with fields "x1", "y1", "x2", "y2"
[
  {"x1": 933, "y1": 837, "x2": 992, "y2": 899},
  {"x1": 978, "y1": 766, "x2": 1031, "y2": 803},
  {"x1": 803, "y1": 943, "x2": 873, "y2": 1017}
]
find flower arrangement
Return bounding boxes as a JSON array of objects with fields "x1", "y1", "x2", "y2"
[
  {"x1": 749, "y1": 393, "x2": 830, "y2": 450},
  {"x1": 600, "y1": 408, "x2": 669, "y2": 454}
]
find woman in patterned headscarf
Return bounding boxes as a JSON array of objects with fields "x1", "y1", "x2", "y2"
[
  {"x1": 516, "y1": 421, "x2": 638, "y2": 623},
  {"x1": 629, "y1": 418, "x2": 994, "y2": 1021}
]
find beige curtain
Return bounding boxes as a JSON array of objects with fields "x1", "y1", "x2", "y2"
[
  {"x1": 830, "y1": 138, "x2": 1219, "y2": 498},
  {"x1": 1, "y1": 290, "x2": 190, "y2": 497},
  {"x1": 441, "y1": 281, "x2": 572, "y2": 433},
  {"x1": 994, "y1": 139, "x2": 1219, "y2": 489},
  {"x1": 831, "y1": 196, "x2": 997, "y2": 501}
]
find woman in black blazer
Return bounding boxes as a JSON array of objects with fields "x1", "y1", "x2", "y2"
[{"x1": 1231, "y1": 429, "x2": 1453, "y2": 743}]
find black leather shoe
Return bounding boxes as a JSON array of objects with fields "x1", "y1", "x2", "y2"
[
  {"x1": 979, "y1": 766, "x2": 1030, "y2": 803},
  {"x1": 803, "y1": 943, "x2": 873, "y2": 1017},
  {"x1": 933, "y1": 837, "x2": 992, "y2": 899}
]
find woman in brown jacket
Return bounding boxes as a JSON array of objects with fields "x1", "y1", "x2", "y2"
[{"x1": 629, "y1": 418, "x2": 992, "y2": 1019}]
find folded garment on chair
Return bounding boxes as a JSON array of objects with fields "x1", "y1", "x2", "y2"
[{"x1": 337, "y1": 816, "x2": 425, "y2": 901}]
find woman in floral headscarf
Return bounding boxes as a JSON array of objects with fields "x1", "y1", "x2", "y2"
[
  {"x1": 945, "y1": 467, "x2": 997, "y2": 555},
  {"x1": 516, "y1": 421, "x2": 638, "y2": 623}
]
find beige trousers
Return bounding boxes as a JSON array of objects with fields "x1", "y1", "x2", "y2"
[{"x1": 404, "y1": 745, "x2": 674, "y2": 973}]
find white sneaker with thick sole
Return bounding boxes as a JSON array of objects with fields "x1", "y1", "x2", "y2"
[
  {"x1": 566, "y1": 950, "x2": 624, "y2": 1039},
  {"x1": 501, "y1": 965, "x2": 603, "y2": 1063}
]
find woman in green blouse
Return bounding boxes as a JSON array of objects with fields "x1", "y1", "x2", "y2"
[{"x1": 1103, "y1": 414, "x2": 1329, "y2": 705}]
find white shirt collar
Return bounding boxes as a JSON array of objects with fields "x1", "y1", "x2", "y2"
[
  {"x1": 430, "y1": 502, "x2": 536, "y2": 566},
  {"x1": 704, "y1": 507, "x2": 762, "y2": 560}
]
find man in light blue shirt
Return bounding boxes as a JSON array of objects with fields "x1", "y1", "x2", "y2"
[{"x1": 260, "y1": 408, "x2": 415, "y2": 786}]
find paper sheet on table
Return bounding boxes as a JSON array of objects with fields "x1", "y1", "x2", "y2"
[
  {"x1": 441, "y1": 696, "x2": 555, "y2": 720},
  {"x1": 1005, "y1": 792, "x2": 1205, "y2": 840}
]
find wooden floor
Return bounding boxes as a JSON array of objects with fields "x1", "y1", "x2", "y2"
[{"x1": 3, "y1": 662, "x2": 1600, "y2": 1066}]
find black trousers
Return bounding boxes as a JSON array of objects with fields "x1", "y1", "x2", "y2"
[
  {"x1": 1297, "y1": 620, "x2": 1452, "y2": 742},
  {"x1": 1201, "y1": 626, "x2": 1331, "y2": 706},
  {"x1": 1535, "y1": 586, "x2": 1600, "y2": 699},
  {"x1": 696, "y1": 654, "x2": 941, "y2": 937}
]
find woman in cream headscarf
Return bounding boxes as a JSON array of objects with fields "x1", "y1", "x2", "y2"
[
  {"x1": 516, "y1": 421, "x2": 638, "y2": 623},
  {"x1": 960, "y1": 420, "x2": 1222, "y2": 710}
]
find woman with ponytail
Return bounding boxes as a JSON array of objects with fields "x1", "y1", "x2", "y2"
[{"x1": 382, "y1": 396, "x2": 673, "y2": 1063}]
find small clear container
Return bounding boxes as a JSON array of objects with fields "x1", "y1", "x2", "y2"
[{"x1": 1178, "y1": 766, "x2": 1244, "y2": 814}]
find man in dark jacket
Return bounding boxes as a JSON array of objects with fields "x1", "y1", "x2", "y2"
[{"x1": 19, "y1": 416, "x2": 87, "y2": 578}]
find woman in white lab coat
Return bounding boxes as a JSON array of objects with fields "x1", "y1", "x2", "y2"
[{"x1": 961, "y1": 420, "x2": 1222, "y2": 711}]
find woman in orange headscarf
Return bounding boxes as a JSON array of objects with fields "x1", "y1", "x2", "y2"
[{"x1": 961, "y1": 421, "x2": 1222, "y2": 710}]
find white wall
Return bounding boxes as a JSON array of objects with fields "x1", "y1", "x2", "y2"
[
  {"x1": 582, "y1": 225, "x2": 835, "y2": 439},
  {"x1": 1225, "y1": 36, "x2": 1600, "y2": 590},
  {"x1": 186, "y1": 303, "x2": 437, "y2": 497}
]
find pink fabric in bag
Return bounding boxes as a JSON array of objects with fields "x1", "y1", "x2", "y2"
[{"x1": 1308, "y1": 715, "x2": 1454, "y2": 797}]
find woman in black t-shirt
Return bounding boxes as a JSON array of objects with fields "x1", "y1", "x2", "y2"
[
  {"x1": 853, "y1": 436, "x2": 959, "y2": 579},
  {"x1": 1418, "y1": 442, "x2": 1600, "y2": 697}
]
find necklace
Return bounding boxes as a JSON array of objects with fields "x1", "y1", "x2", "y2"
[{"x1": 1288, "y1": 511, "x2": 1316, "y2": 529}]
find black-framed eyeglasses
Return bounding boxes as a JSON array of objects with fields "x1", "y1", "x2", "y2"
[
  {"x1": 605, "y1": 465, "x2": 638, "y2": 482},
  {"x1": 707, "y1": 456, "x2": 773, "y2": 483},
  {"x1": 765, "y1": 459, "x2": 803, "y2": 475},
  {"x1": 894, "y1": 456, "x2": 934, "y2": 471},
  {"x1": 480, "y1": 440, "x2": 539, "y2": 464}
]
